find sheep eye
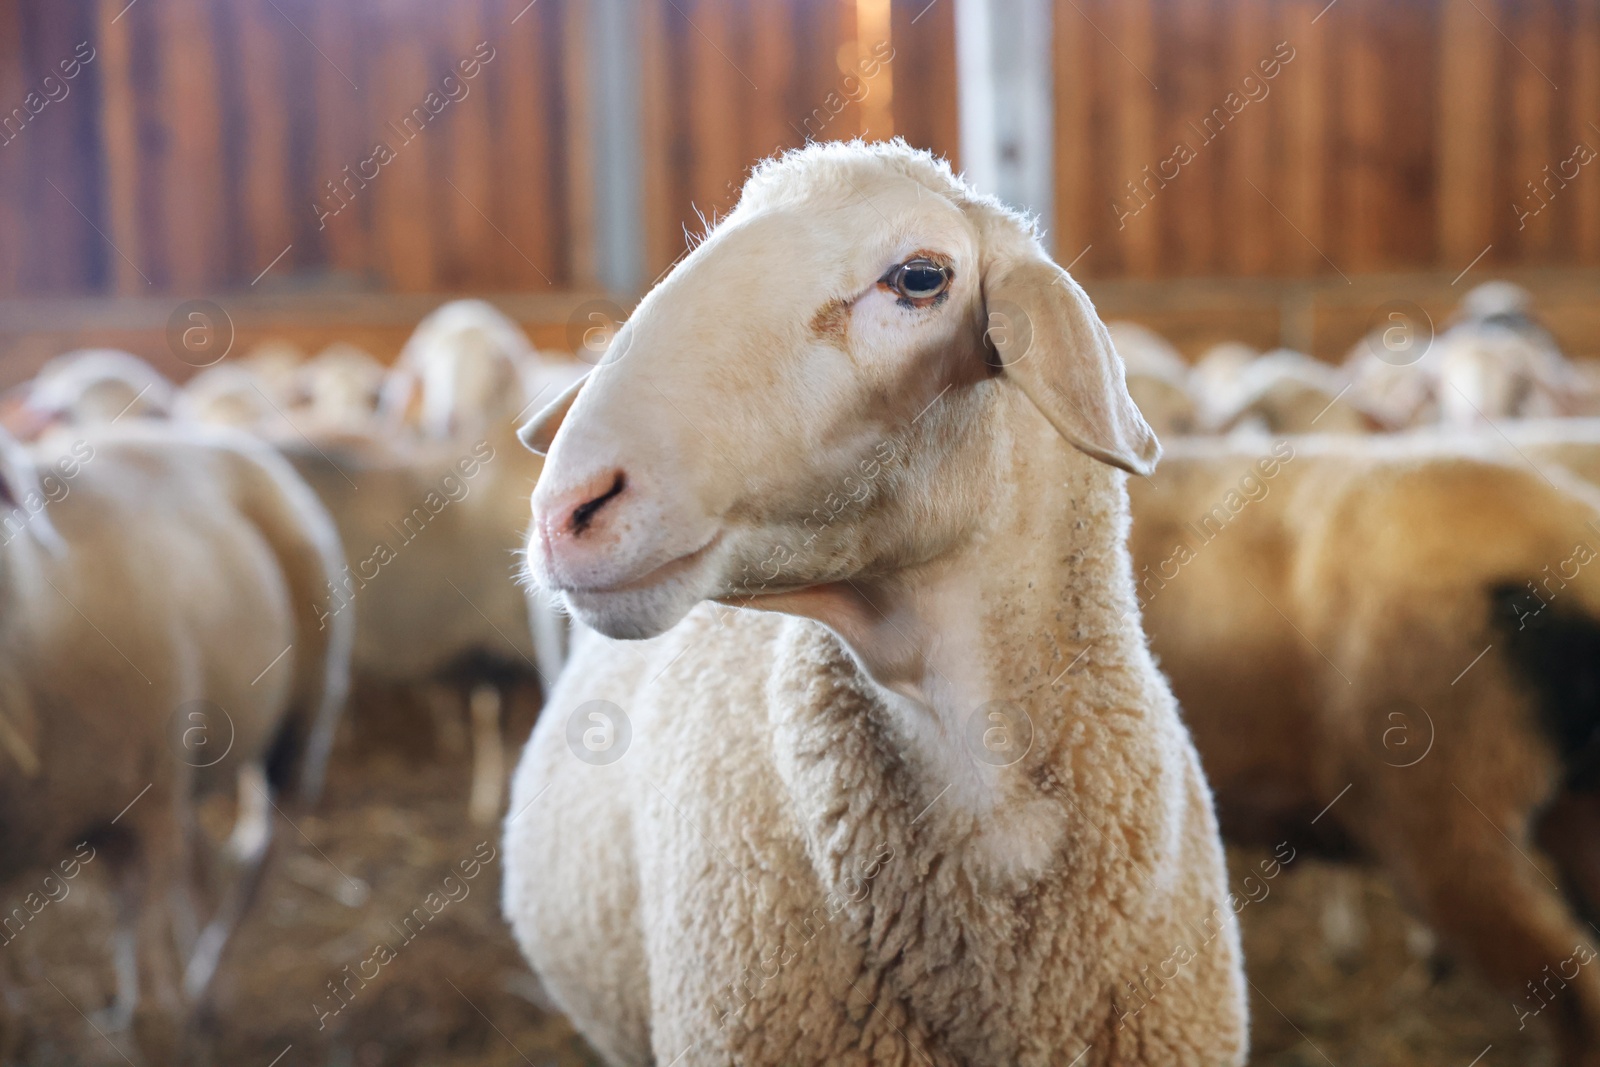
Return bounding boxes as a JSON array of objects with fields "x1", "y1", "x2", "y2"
[{"x1": 885, "y1": 258, "x2": 950, "y2": 303}]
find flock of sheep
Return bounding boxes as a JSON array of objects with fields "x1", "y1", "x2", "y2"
[
  {"x1": 0, "y1": 299, "x2": 579, "y2": 1060},
  {"x1": 4, "y1": 138, "x2": 1600, "y2": 1066}
]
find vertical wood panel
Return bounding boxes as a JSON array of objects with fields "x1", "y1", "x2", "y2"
[
  {"x1": 1508, "y1": 0, "x2": 1559, "y2": 259},
  {"x1": 1436, "y1": 0, "x2": 1499, "y2": 264},
  {"x1": 9, "y1": 0, "x2": 1600, "y2": 298},
  {"x1": 95, "y1": 0, "x2": 145, "y2": 291},
  {"x1": 1280, "y1": 1, "x2": 1327, "y2": 275},
  {"x1": 156, "y1": 0, "x2": 226, "y2": 290},
  {"x1": 1571, "y1": 0, "x2": 1600, "y2": 261},
  {"x1": 1052, "y1": 0, "x2": 1093, "y2": 263},
  {"x1": 1113, "y1": 0, "x2": 1159, "y2": 277},
  {"x1": 888, "y1": 0, "x2": 958, "y2": 164}
]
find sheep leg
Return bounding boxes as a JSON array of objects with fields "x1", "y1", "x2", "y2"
[
  {"x1": 1383, "y1": 820, "x2": 1600, "y2": 1066},
  {"x1": 185, "y1": 762, "x2": 276, "y2": 1002},
  {"x1": 425, "y1": 683, "x2": 469, "y2": 758},
  {"x1": 102, "y1": 825, "x2": 186, "y2": 1062},
  {"x1": 467, "y1": 683, "x2": 505, "y2": 826},
  {"x1": 1317, "y1": 865, "x2": 1367, "y2": 967}
]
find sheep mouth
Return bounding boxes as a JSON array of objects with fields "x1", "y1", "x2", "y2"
[{"x1": 557, "y1": 531, "x2": 723, "y2": 597}]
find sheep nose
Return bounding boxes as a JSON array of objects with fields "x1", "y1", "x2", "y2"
[{"x1": 546, "y1": 469, "x2": 628, "y2": 539}]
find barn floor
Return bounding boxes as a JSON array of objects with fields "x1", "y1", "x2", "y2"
[{"x1": 3, "y1": 692, "x2": 1559, "y2": 1067}]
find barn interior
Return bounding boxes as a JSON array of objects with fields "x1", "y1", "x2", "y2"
[{"x1": 2, "y1": 1, "x2": 1599, "y2": 1065}]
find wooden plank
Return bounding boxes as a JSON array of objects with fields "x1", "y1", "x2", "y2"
[
  {"x1": 0, "y1": 0, "x2": 24, "y2": 293},
  {"x1": 1278, "y1": 0, "x2": 1326, "y2": 276},
  {"x1": 748, "y1": 0, "x2": 797, "y2": 159},
  {"x1": 1507, "y1": 0, "x2": 1559, "y2": 259},
  {"x1": 637, "y1": 0, "x2": 677, "y2": 282},
  {"x1": 234, "y1": 0, "x2": 296, "y2": 288},
  {"x1": 156, "y1": 0, "x2": 226, "y2": 290},
  {"x1": 1223, "y1": 0, "x2": 1274, "y2": 275},
  {"x1": 1572, "y1": 0, "x2": 1600, "y2": 262},
  {"x1": 685, "y1": 0, "x2": 744, "y2": 238},
  {"x1": 1435, "y1": 0, "x2": 1499, "y2": 266},
  {"x1": 369, "y1": 21, "x2": 437, "y2": 291},
  {"x1": 1051, "y1": 0, "x2": 1094, "y2": 266},
  {"x1": 441, "y1": 0, "x2": 496, "y2": 290},
  {"x1": 561, "y1": 0, "x2": 597, "y2": 289},
  {"x1": 1111, "y1": 0, "x2": 1158, "y2": 276},
  {"x1": 305, "y1": 0, "x2": 369, "y2": 282},
  {"x1": 890, "y1": 0, "x2": 959, "y2": 165},
  {"x1": 490, "y1": 0, "x2": 561, "y2": 291},
  {"x1": 94, "y1": 0, "x2": 147, "y2": 292}
]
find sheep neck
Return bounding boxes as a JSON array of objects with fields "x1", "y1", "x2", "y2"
[{"x1": 783, "y1": 406, "x2": 1151, "y2": 882}]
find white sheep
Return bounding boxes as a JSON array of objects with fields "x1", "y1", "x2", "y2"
[
  {"x1": 295, "y1": 343, "x2": 386, "y2": 433},
  {"x1": 178, "y1": 363, "x2": 291, "y2": 436},
  {"x1": 1429, "y1": 282, "x2": 1574, "y2": 427},
  {"x1": 1191, "y1": 342, "x2": 1259, "y2": 427},
  {"x1": 503, "y1": 140, "x2": 1247, "y2": 1066},
  {"x1": 0, "y1": 420, "x2": 351, "y2": 1059},
  {"x1": 8, "y1": 349, "x2": 176, "y2": 439},
  {"x1": 1127, "y1": 432, "x2": 1600, "y2": 1064},
  {"x1": 1509, "y1": 417, "x2": 1600, "y2": 484},
  {"x1": 281, "y1": 301, "x2": 582, "y2": 823},
  {"x1": 1108, "y1": 321, "x2": 1199, "y2": 438},
  {"x1": 1345, "y1": 282, "x2": 1574, "y2": 430},
  {"x1": 380, "y1": 300, "x2": 545, "y2": 439},
  {"x1": 235, "y1": 339, "x2": 307, "y2": 408},
  {"x1": 1211, "y1": 349, "x2": 1373, "y2": 435}
]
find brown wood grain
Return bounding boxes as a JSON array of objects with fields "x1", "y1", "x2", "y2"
[{"x1": 5, "y1": 0, "x2": 1600, "y2": 300}]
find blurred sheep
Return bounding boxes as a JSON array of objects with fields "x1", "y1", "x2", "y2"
[
  {"x1": 1435, "y1": 282, "x2": 1574, "y2": 426},
  {"x1": 295, "y1": 343, "x2": 385, "y2": 434},
  {"x1": 1130, "y1": 435, "x2": 1600, "y2": 1063},
  {"x1": 290, "y1": 302, "x2": 583, "y2": 824},
  {"x1": 1214, "y1": 349, "x2": 1375, "y2": 435},
  {"x1": 177, "y1": 364, "x2": 285, "y2": 436},
  {"x1": 6, "y1": 350, "x2": 175, "y2": 440},
  {"x1": 1108, "y1": 321, "x2": 1199, "y2": 438},
  {"x1": 0, "y1": 421, "x2": 350, "y2": 1059},
  {"x1": 380, "y1": 300, "x2": 539, "y2": 439},
  {"x1": 1192, "y1": 342, "x2": 1260, "y2": 427}
]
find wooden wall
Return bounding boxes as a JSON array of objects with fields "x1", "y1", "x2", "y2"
[
  {"x1": 1, "y1": 0, "x2": 1596, "y2": 301},
  {"x1": 1055, "y1": 0, "x2": 1600, "y2": 280},
  {"x1": 0, "y1": 0, "x2": 958, "y2": 299}
]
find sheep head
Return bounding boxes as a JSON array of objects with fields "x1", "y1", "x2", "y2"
[{"x1": 522, "y1": 140, "x2": 1156, "y2": 640}]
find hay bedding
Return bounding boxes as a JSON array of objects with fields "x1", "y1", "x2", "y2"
[{"x1": 0, "y1": 694, "x2": 1561, "y2": 1065}]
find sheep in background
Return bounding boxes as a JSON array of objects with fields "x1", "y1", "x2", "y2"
[
  {"x1": 1345, "y1": 281, "x2": 1575, "y2": 430},
  {"x1": 1510, "y1": 418, "x2": 1600, "y2": 485},
  {"x1": 380, "y1": 299, "x2": 542, "y2": 439},
  {"x1": 235, "y1": 340, "x2": 307, "y2": 409},
  {"x1": 5, "y1": 349, "x2": 175, "y2": 440},
  {"x1": 0, "y1": 421, "x2": 350, "y2": 1060},
  {"x1": 1434, "y1": 283, "x2": 1574, "y2": 426},
  {"x1": 285, "y1": 306, "x2": 580, "y2": 824},
  {"x1": 280, "y1": 429, "x2": 542, "y2": 826},
  {"x1": 1192, "y1": 342, "x2": 1259, "y2": 427},
  {"x1": 1344, "y1": 341, "x2": 1439, "y2": 430},
  {"x1": 177, "y1": 364, "x2": 288, "y2": 437},
  {"x1": 1128, "y1": 434, "x2": 1600, "y2": 1065},
  {"x1": 1213, "y1": 349, "x2": 1374, "y2": 435},
  {"x1": 295, "y1": 343, "x2": 386, "y2": 433},
  {"x1": 1108, "y1": 321, "x2": 1199, "y2": 438},
  {"x1": 505, "y1": 140, "x2": 1247, "y2": 1066}
]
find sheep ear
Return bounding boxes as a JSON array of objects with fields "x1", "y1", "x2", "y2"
[
  {"x1": 377, "y1": 365, "x2": 423, "y2": 428},
  {"x1": 982, "y1": 253, "x2": 1160, "y2": 476},
  {"x1": 517, "y1": 372, "x2": 588, "y2": 456}
]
